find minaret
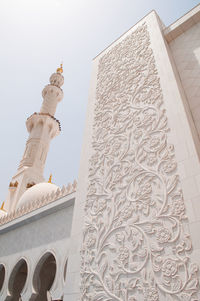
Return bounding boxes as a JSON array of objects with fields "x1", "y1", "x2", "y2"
[{"x1": 5, "y1": 65, "x2": 64, "y2": 212}]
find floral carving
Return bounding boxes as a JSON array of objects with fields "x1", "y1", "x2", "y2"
[
  {"x1": 81, "y1": 23, "x2": 199, "y2": 300},
  {"x1": 162, "y1": 259, "x2": 178, "y2": 277},
  {"x1": 144, "y1": 287, "x2": 159, "y2": 301},
  {"x1": 155, "y1": 227, "x2": 171, "y2": 244}
]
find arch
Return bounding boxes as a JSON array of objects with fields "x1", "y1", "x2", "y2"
[
  {"x1": 0, "y1": 264, "x2": 5, "y2": 292},
  {"x1": 7, "y1": 259, "x2": 28, "y2": 300},
  {"x1": 31, "y1": 252, "x2": 57, "y2": 301}
]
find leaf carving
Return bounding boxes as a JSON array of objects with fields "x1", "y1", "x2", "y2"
[{"x1": 80, "y1": 23, "x2": 200, "y2": 301}]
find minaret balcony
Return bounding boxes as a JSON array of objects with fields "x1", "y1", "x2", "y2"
[{"x1": 26, "y1": 113, "x2": 60, "y2": 137}]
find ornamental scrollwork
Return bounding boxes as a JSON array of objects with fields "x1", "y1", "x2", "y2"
[{"x1": 81, "y1": 23, "x2": 199, "y2": 300}]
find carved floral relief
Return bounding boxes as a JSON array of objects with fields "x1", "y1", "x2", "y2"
[{"x1": 81, "y1": 24, "x2": 199, "y2": 300}]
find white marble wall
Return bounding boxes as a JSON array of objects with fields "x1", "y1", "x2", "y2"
[
  {"x1": 1, "y1": 9, "x2": 200, "y2": 301},
  {"x1": 169, "y1": 22, "x2": 200, "y2": 141},
  {"x1": 168, "y1": 17, "x2": 200, "y2": 288},
  {"x1": 0, "y1": 201, "x2": 74, "y2": 300},
  {"x1": 64, "y1": 10, "x2": 200, "y2": 301}
]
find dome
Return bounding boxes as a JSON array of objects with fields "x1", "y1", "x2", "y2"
[
  {"x1": 0, "y1": 210, "x2": 7, "y2": 218},
  {"x1": 16, "y1": 182, "x2": 60, "y2": 210}
]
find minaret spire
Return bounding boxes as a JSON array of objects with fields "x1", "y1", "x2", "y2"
[
  {"x1": 40, "y1": 64, "x2": 64, "y2": 116},
  {"x1": 5, "y1": 66, "x2": 64, "y2": 212},
  {"x1": 56, "y1": 63, "x2": 63, "y2": 74}
]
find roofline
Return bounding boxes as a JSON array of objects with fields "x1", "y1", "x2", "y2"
[
  {"x1": 0, "y1": 192, "x2": 75, "y2": 234},
  {"x1": 93, "y1": 3, "x2": 200, "y2": 60},
  {"x1": 93, "y1": 9, "x2": 157, "y2": 61},
  {"x1": 164, "y1": 3, "x2": 200, "y2": 42}
]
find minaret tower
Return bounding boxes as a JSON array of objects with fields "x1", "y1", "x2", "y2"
[{"x1": 5, "y1": 65, "x2": 64, "y2": 212}]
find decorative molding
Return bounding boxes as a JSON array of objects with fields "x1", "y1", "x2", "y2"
[
  {"x1": 9, "y1": 181, "x2": 18, "y2": 188},
  {"x1": 27, "y1": 112, "x2": 61, "y2": 131},
  {"x1": 81, "y1": 23, "x2": 200, "y2": 300},
  {"x1": 0, "y1": 180, "x2": 77, "y2": 226}
]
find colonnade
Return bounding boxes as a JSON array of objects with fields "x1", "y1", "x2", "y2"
[{"x1": 0, "y1": 251, "x2": 67, "y2": 301}]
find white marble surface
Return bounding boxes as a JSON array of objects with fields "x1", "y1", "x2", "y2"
[
  {"x1": 0, "y1": 196, "x2": 74, "y2": 300},
  {"x1": 64, "y1": 8, "x2": 200, "y2": 301}
]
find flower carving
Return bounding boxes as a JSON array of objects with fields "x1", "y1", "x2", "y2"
[
  {"x1": 156, "y1": 227, "x2": 171, "y2": 243},
  {"x1": 162, "y1": 259, "x2": 178, "y2": 277},
  {"x1": 86, "y1": 234, "x2": 96, "y2": 249},
  {"x1": 144, "y1": 287, "x2": 159, "y2": 301},
  {"x1": 148, "y1": 137, "x2": 162, "y2": 151},
  {"x1": 163, "y1": 160, "x2": 177, "y2": 173},
  {"x1": 172, "y1": 197, "x2": 185, "y2": 217},
  {"x1": 134, "y1": 128, "x2": 143, "y2": 140},
  {"x1": 81, "y1": 22, "x2": 200, "y2": 301},
  {"x1": 137, "y1": 182, "x2": 152, "y2": 197},
  {"x1": 118, "y1": 247, "x2": 130, "y2": 264},
  {"x1": 121, "y1": 206, "x2": 133, "y2": 220},
  {"x1": 146, "y1": 153, "x2": 157, "y2": 166}
]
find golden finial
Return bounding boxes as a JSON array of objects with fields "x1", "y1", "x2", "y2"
[
  {"x1": 48, "y1": 174, "x2": 53, "y2": 184},
  {"x1": 0, "y1": 202, "x2": 5, "y2": 212},
  {"x1": 56, "y1": 63, "x2": 63, "y2": 74}
]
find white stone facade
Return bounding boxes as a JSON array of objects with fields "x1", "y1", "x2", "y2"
[
  {"x1": 65, "y1": 4, "x2": 200, "y2": 301},
  {"x1": 0, "y1": 192, "x2": 75, "y2": 300},
  {"x1": 1, "y1": 5, "x2": 200, "y2": 301}
]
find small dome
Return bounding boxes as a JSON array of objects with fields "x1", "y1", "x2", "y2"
[
  {"x1": 0, "y1": 210, "x2": 7, "y2": 219},
  {"x1": 16, "y1": 182, "x2": 60, "y2": 210}
]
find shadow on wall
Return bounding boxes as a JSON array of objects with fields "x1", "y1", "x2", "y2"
[
  {"x1": 169, "y1": 22, "x2": 200, "y2": 145},
  {"x1": 0, "y1": 251, "x2": 68, "y2": 300},
  {"x1": 30, "y1": 252, "x2": 56, "y2": 301},
  {"x1": 5, "y1": 259, "x2": 28, "y2": 301},
  {"x1": 0, "y1": 264, "x2": 5, "y2": 293}
]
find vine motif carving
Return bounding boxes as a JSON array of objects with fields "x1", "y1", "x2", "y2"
[{"x1": 80, "y1": 23, "x2": 199, "y2": 300}]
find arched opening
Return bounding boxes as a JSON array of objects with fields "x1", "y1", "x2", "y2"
[
  {"x1": 0, "y1": 264, "x2": 5, "y2": 292},
  {"x1": 7, "y1": 259, "x2": 28, "y2": 301},
  {"x1": 31, "y1": 252, "x2": 56, "y2": 301}
]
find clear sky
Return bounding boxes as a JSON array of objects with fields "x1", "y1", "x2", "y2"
[{"x1": 0, "y1": 0, "x2": 199, "y2": 204}]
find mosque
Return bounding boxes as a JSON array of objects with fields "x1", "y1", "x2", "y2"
[{"x1": 1, "y1": 3, "x2": 200, "y2": 301}]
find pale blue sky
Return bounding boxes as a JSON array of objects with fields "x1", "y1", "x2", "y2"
[{"x1": 0, "y1": 0, "x2": 199, "y2": 203}]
